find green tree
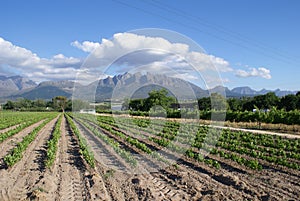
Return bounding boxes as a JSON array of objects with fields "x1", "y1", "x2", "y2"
[
  {"x1": 129, "y1": 99, "x2": 145, "y2": 111},
  {"x1": 144, "y1": 89, "x2": 175, "y2": 111},
  {"x1": 16, "y1": 98, "x2": 32, "y2": 109},
  {"x1": 53, "y1": 96, "x2": 67, "y2": 112},
  {"x1": 33, "y1": 99, "x2": 46, "y2": 108},
  {"x1": 280, "y1": 94, "x2": 298, "y2": 111},
  {"x1": 253, "y1": 92, "x2": 279, "y2": 109},
  {"x1": 241, "y1": 97, "x2": 254, "y2": 111},
  {"x1": 3, "y1": 100, "x2": 14, "y2": 110},
  {"x1": 198, "y1": 97, "x2": 211, "y2": 110},
  {"x1": 227, "y1": 98, "x2": 242, "y2": 111}
]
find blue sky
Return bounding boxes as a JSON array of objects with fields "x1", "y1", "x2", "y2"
[{"x1": 0, "y1": 0, "x2": 299, "y2": 91}]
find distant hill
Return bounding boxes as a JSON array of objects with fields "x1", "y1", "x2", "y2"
[
  {"x1": 79, "y1": 72, "x2": 209, "y2": 102},
  {"x1": 6, "y1": 80, "x2": 77, "y2": 100},
  {"x1": 230, "y1": 86, "x2": 297, "y2": 97},
  {"x1": 231, "y1": 86, "x2": 259, "y2": 96},
  {"x1": 210, "y1": 86, "x2": 241, "y2": 97},
  {"x1": 0, "y1": 75, "x2": 37, "y2": 97},
  {"x1": 0, "y1": 73, "x2": 297, "y2": 101},
  {"x1": 12, "y1": 86, "x2": 71, "y2": 100}
]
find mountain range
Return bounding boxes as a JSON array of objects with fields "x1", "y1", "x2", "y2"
[{"x1": 0, "y1": 73, "x2": 297, "y2": 102}]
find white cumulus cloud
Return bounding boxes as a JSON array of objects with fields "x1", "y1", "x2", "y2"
[
  {"x1": 71, "y1": 32, "x2": 232, "y2": 86},
  {"x1": 71, "y1": 41, "x2": 101, "y2": 53},
  {"x1": 0, "y1": 37, "x2": 82, "y2": 82},
  {"x1": 2, "y1": 32, "x2": 270, "y2": 88},
  {"x1": 236, "y1": 67, "x2": 271, "y2": 79}
]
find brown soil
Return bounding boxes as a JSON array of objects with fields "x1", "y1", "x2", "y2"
[
  {"x1": 83, "y1": 118, "x2": 300, "y2": 201},
  {"x1": 0, "y1": 117, "x2": 57, "y2": 200},
  {"x1": 0, "y1": 124, "x2": 21, "y2": 134},
  {"x1": 0, "y1": 114, "x2": 299, "y2": 200},
  {"x1": 0, "y1": 120, "x2": 45, "y2": 169}
]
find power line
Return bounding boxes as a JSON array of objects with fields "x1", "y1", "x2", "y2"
[
  {"x1": 148, "y1": 0, "x2": 297, "y2": 63},
  {"x1": 112, "y1": 0, "x2": 297, "y2": 65}
]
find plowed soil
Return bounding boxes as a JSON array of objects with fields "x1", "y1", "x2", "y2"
[{"x1": 0, "y1": 115, "x2": 299, "y2": 201}]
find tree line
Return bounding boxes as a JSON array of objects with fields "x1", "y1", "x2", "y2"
[
  {"x1": 226, "y1": 92, "x2": 300, "y2": 112},
  {"x1": 2, "y1": 96, "x2": 70, "y2": 112},
  {"x1": 124, "y1": 89, "x2": 300, "y2": 112},
  {"x1": 3, "y1": 90, "x2": 299, "y2": 113},
  {"x1": 120, "y1": 89, "x2": 300, "y2": 124},
  {"x1": 2, "y1": 90, "x2": 300, "y2": 124}
]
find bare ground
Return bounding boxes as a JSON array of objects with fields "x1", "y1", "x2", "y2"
[
  {"x1": 0, "y1": 114, "x2": 298, "y2": 200},
  {"x1": 84, "y1": 119, "x2": 300, "y2": 201},
  {"x1": 0, "y1": 124, "x2": 21, "y2": 134},
  {"x1": 0, "y1": 120, "x2": 46, "y2": 169},
  {"x1": 0, "y1": 117, "x2": 57, "y2": 200}
]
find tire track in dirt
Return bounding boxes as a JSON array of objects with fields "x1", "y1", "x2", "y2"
[
  {"x1": 122, "y1": 133, "x2": 255, "y2": 200},
  {"x1": 116, "y1": 122, "x2": 300, "y2": 200},
  {"x1": 0, "y1": 116, "x2": 58, "y2": 201},
  {"x1": 84, "y1": 120, "x2": 191, "y2": 200},
  {"x1": 75, "y1": 120, "x2": 131, "y2": 172},
  {"x1": 105, "y1": 123, "x2": 298, "y2": 200},
  {"x1": 52, "y1": 116, "x2": 89, "y2": 201},
  {"x1": 75, "y1": 119, "x2": 141, "y2": 200},
  {"x1": 43, "y1": 115, "x2": 114, "y2": 201},
  {"x1": 32, "y1": 116, "x2": 114, "y2": 201}
]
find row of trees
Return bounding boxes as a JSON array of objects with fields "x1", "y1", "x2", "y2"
[
  {"x1": 2, "y1": 96, "x2": 69, "y2": 112},
  {"x1": 198, "y1": 92, "x2": 300, "y2": 112},
  {"x1": 119, "y1": 89, "x2": 300, "y2": 124},
  {"x1": 125, "y1": 89, "x2": 300, "y2": 113},
  {"x1": 227, "y1": 92, "x2": 300, "y2": 112}
]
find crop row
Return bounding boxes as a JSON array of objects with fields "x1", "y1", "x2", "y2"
[
  {"x1": 98, "y1": 115, "x2": 300, "y2": 171},
  {"x1": 220, "y1": 129, "x2": 300, "y2": 152},
  {"x1": 96, "y1": 115, "x2": 221, "y2": 169},
  {"x1": 65, "y1": 114, "x2": 95, "y2": 168},
  {"x1": 75, "y1": 117, "x2": 138, "y2": 167},
  {"x1": 0, "y1": 112, "x2": 52, "y2": 130},
  {"x1": 0, "y1": 113, "x2": 58, "y2": 143},
  {"x1": 80, "y1": 115, "x2": 300, "y2": 171},
  {"x1": 87, "y1": 118, "x2": 169, "y2": 164},
  {"x1": 45, "y1": 114, "x2": 63, "y2": 167},
  {"x1": 216, "y1": 136, "x2": 300, "y2": 170},
  {"x1": 4, "y1": 114, "x2": 57, "y2": 167}
]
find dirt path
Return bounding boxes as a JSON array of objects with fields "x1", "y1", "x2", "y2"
[
  {"x1": 38, "y1": 116, "x2": 89, "y2": 201},
  {"x1": 87, "y1": 122, "x2": 192, "y2": 200},
  {"x1": 0, "y1": 116, "x2": 58, "y2": 201},
  {"x1": 75, "y1": 120, "x2": 131, "y2": 172},
  {"x1": 75, "y1": 120, "x2": 140, "y2": 200},
  {"x1": 54, "y1": 116, "x2": 89, "y2": 201},
  {"x1": 34, "y1": 116, "x2": 111, "y2": 201}
]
